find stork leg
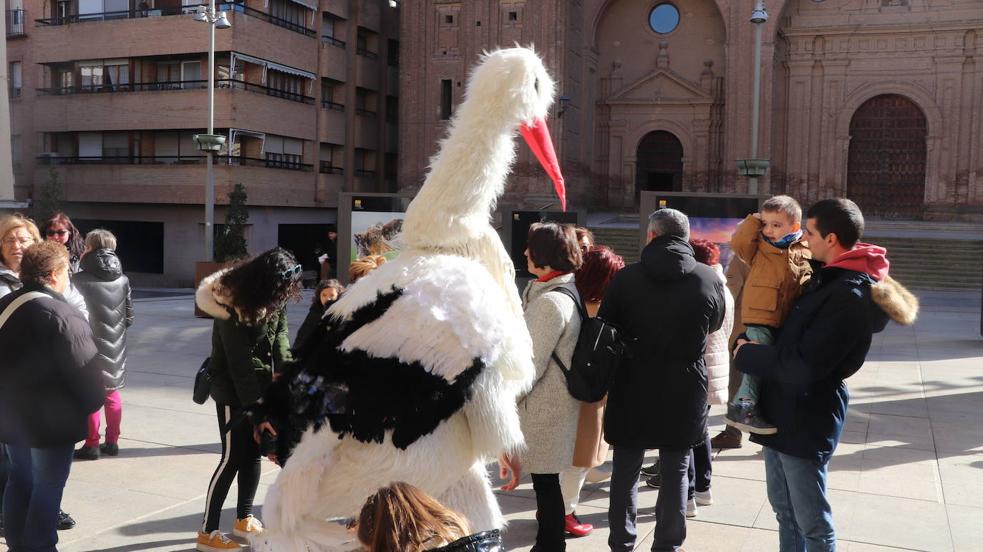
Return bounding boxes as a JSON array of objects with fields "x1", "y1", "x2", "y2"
[{"x1": 436, "y1": 461, "x2": 505, "y2": 533}]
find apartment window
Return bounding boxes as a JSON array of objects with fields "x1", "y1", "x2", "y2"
[
  {"x1": 9, "y1": 62, "x2": 22, "y2": 98},
  {"x1": 78, "y1": 132, "x2": 102, "y2": 159},
  {"x1": 268, "y1": 71, "x2": 306, "y2": 101},
  {"x1": 181, "y1": 60, "x2": 201, "y2": 88},
  {"x1": 319, "y1": 143, "x2": 343, "y2": 174},
  {"x1": 80, "y1": 62, "x2": 103, "y2": 92},
  {"x1": 508, "y1": 11, "x2": 518, "y2": 21},
  {"x1": 387, "y1": 39, "x2": 399, "y2": 67},
  {"x1": 386, "y1": 95, "x2": 398, "y2": 123},
  {"x1": 104, "y1": 59, "x2": 129, "y2": 90},
  {"x1": 322, "y1": 12, "x2": 345, "y2": 46},
  {"x1": 56, "y1": 0, "x2": 71, "y2": 19},
  {"x1": 265, "y1": 136, "x2": 304, "y2": 169},
  {"x1": 321, "y1": 78, "x2": 344, "y2": 109},
  {"x1": 103, "y1": 132, "x2": 130, "y2": 160},
  {"x1": 269, "y1": 0, "x2": 307, "y2": 28},
  {"x1": 354, "y1": 148, "x2": 375, "y2": 177},
  {"x1": 357, "y1": 27, "x2": 378, "y2": 58},
  {"x1": 356, "y1": 87, "x2": 377, "y2": 116},
  {"x1": 440, "y1": 79, "x2": 452, "y2": 120},
  {"x1": 10, "y1": 135, "x2": 21, "y2": 172}
]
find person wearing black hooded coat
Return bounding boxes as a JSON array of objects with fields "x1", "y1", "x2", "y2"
[
  {"x1": 72, "y1": 229, "x2": 134, "y2": 460},
  {"x1": 598, "y1": 208, "x2": 725, "y2": 552}
]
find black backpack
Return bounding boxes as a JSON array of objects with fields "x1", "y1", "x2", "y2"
[{"x1": 549, "y1": 286, "x2": 627, "y2": 403}]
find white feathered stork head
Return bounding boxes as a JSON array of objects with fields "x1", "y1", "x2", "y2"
[{"x1": 402, "y1": 47, "x2": 565, "y2": 257}]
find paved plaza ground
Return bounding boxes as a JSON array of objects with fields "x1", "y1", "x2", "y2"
[{"x1": 2, "y1": 287, "x2": 981, "y2": 552}]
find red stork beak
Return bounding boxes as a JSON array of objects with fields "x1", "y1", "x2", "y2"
[{"x1": 520, "y1": 116, "x2": 566, "y2": 211}]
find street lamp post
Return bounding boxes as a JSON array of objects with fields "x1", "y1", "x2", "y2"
[
  {"x1": 193, "y1": 1, "x2": 230, "y2": 262},
  {"x1": 737, "y1": 1, "x2": 770, "y2": 194}
]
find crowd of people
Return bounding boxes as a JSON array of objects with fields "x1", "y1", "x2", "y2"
[
  {"x1": 0, "y1": 194, "x2": 917, "y2": 552},
  {"x1": 0, "y1": 211, "x2": 132, "y2": 551}
]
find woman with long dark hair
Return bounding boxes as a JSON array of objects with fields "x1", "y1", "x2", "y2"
[
  {"x1": 193, "y1": 247, "x2": 302, "y2": 551},
  {"x1": 40, "y1": 212, "x2": 85, "y2": 274}
]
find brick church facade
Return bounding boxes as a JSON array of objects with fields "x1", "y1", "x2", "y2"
[{"x1": 399, "y1": 0, "x2": 983, "y2": 220}]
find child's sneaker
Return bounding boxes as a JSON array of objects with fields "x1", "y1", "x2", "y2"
[
  {"x1": 196, "y1": 530, "x2": 241, "y2": 551},
  {"x1": 725, "y1": 400, "x2": 778, "y2": 435},
  {"x1": 232, "y1": 515, "x2": 264, "y2": 538}
]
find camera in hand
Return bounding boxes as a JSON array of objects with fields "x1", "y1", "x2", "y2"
[{"x1": 259, "y1": 428, "x2": 278, "y2": 457}]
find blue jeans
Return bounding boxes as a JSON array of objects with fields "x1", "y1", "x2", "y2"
[
  {"x1": 763, "y1": 447, "x2": 836, "y2": 552},
  {"x1": 3, "y1": 443, "x2": 74, "y2": 552}
]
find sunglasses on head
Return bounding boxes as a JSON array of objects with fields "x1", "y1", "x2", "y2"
[
  {"x1": 46, "y1": 229, "x2": 68, "y2": 237},
  {"x1": 280, "y1": 264, "x2": 303, "y2": 279}
]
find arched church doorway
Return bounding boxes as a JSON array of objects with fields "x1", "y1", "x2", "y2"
[
  {"x1": 847, "y1": 94, "x2": 927, "y2": 219},
  {"x1": 635, "y1": 130, "x2": 683, "y2": 198}
]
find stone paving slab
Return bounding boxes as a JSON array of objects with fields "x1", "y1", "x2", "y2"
[{"x1": 1, "y1": 289, "x2": 981, "y2": 552}]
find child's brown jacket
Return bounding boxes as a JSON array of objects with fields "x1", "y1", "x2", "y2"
[{"x1": 730, "y1": 215, "x2": 812, "y2": 328}]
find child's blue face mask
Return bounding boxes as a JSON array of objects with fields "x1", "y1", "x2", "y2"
[{"x1": 765, "y1": 230, "x2": 803, "y2": 249}]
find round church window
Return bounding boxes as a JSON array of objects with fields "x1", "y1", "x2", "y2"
[{"x1": 649, "y1": 3, "x2": 680, "y2": 35}]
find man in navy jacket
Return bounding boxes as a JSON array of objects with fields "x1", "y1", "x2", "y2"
[{"x1": 734, "y1": 198, "x2": 911, "y2": 552}]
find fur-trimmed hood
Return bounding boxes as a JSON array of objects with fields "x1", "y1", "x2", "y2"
[
  {"x1": 871, "y1": 274, "x2": 919, "y2": 326},
  {"x1": 196, "y1": 268, "x2": 270, "y2": 324},
  {"x1": 195, "y1": 269, "x2": 232, "y2": 320}
]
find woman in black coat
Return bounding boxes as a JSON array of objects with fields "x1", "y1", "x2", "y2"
[
  {"x1": 72, "y1": 229, "x2": 134, "y2": 460},
  {"x1": 0, "y1": 241, "x2": 104, "y2": 551},
  {"x1": 193, "y1": 247, "x2": 301, "y2": 550}
]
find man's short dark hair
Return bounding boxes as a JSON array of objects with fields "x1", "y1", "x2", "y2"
[
  {"x1": 527, "y1": 222, "x2": 583, "y2": 273},
  {"x1": 806, "y1": 198, "x2": 864, "y2": 249}
]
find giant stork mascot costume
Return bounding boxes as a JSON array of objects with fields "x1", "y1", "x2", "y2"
[{"x1": 253, "y1": 46, "x2": 567, "y2": 551}]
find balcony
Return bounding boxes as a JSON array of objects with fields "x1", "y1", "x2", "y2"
[
  {"x1": 40, "y1": 157, "x2": 316, "y2": 206},
  {"x1": 320, "y1": 106, "x2": 346, "y2": 143},
  {"x1": 31, "y1": 4, "x2": 317, "y2": 67},
  {"x1": 39, "y1": 155, "x2": 313, "y2": 171},
  {"x1": 322, "y1": 0, "x2": 348, "y2": 20},
  {"x1": 319, "y1": 161, "x2": 343, "y2": 174},
  {"x1": 6, "y1": 9, "x2": 26, "y2": 37},
  {"x1": 38, "y1": 79, "x2": 313, "y2": 104},
  {"x1": 320, "y1": 38, "x2": 347, "y2": 81},
  {"x1": 34, "y1": 80, "x2": 316, "y2": 136},
  {"x1": 354, "y1": 114, "x2": 377, "y2": 149},
  {"x1": 356, "y1": 53, "x2": 379, "y2": 90},
  {"x1": 34, "y1": 2, "x2": 314, "y2": 37}
]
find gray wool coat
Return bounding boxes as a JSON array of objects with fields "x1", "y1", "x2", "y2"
[{"x1": 517, "y1": 274, "x2": 582, "y2": 475}]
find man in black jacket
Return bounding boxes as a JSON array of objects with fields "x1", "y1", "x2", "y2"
[
  {"x1": 735, "y1": 198, "x2": 893, "y2": 552},
  {"x1": 599, "y1": 209, "x2": 725, "y2": 552},
  {"x1": 0, "y1": 241, "x2": 103, "y2": 552}
]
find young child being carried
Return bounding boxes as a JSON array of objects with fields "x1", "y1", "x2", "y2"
[{"x1": 725, "y1": 195, "x2": 812, "y2": 435}]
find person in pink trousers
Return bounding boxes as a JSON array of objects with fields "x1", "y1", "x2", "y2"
[{"x1": 71, "y1": 229, "x2": 133, "y2": 460}]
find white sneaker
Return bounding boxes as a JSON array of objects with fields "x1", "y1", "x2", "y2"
[
  {"x1": 686, "y1": 498, "x2": 698, "y2": 518},
  {"x1": 695, "y1": 489, "x2": 713, "y2": 506}
]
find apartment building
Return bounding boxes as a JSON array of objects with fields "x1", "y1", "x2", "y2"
[{"x1": 6, "y1": 0, "x2": 399, "y2": 285}]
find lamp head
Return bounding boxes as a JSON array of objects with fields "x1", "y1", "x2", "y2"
[
  {"x1": 215, "y1": 11, "x2": 231, "y2": 29},
  {"x1": 193, "y1": 5, "x2": 208, "y2": 22},
  {"x1": 750, "y1": 1, "x2": 768, "y2": 24}
]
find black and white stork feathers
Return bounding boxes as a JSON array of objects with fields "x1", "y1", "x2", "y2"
[{"x1": 253, "y1": 47, "x2": 566, "y2": 552}]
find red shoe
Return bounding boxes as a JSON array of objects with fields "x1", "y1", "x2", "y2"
[{"x1": 564, "y1": 513, "x2": 593, "y2": 537}]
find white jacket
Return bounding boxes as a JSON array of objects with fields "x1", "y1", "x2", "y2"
[{"x1": 706, "y1": 264, "x2": 735, "y2": 405}]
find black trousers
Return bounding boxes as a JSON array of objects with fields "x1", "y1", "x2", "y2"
[
  {"x1": 201, "y1": 403, "x2": 261, "y2": 532},
  {"x1": 530, "y1": 473, "x2": 566, "y2": 552}
]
